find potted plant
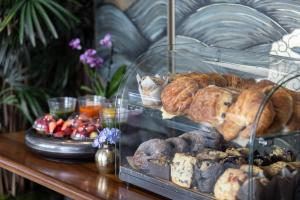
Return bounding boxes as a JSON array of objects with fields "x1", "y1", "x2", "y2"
[
  {"x1": 92, "y1": 127, "x2": 120, "y2": 173},
  {"x1": 69, "y1": 33, "x2": 126, "y2": 99}
]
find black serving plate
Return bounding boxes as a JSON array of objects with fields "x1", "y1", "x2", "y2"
[{"x1": 25, "y1": 128, "x2": 96, "y2": 162}]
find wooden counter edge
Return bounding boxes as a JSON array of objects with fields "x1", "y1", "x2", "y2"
[{"x1": 0, "y1": 155, "x2": 100, "y2": 200}]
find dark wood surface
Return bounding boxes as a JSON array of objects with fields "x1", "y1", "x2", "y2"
[{"x1": 0, "y1": 132, "x2": 166, "y2": 200}]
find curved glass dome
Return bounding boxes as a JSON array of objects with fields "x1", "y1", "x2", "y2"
[{"x1": 117, "y1": 44, "x2": 300, "y2": 200}]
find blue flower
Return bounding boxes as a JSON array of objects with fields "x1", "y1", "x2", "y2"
[{"x1": 92, "y1": 128, "x2": 120, "y2": 148}]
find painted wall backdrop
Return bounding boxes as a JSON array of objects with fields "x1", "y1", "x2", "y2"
[{"x1": 95, "y1": 0, "x2": 300, "y2": 74}]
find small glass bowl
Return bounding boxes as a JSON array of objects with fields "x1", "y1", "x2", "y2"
[
  {"x1": 47, "y1": 97, "x2": 77, "y2": 120},
  {"x1": 78, "y1": 95, "x2": 106, "y2": 118}
]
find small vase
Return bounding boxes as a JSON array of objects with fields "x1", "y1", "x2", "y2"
[{"x1": 95, "y1": 144, "x2": 117, "y2": 174}]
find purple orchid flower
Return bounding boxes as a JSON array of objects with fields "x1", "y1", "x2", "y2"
[
  {"x1": 80, "y1": 49, "x2": 103, "y2": 68},
  {"x1": 69, "y1": 38, "x2": 82, "y2": 50},
  {"x1": 99, "y1": 33, "x2": 112, "y2": 48}
]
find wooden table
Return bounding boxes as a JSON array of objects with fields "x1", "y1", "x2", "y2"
[{"x1": 0, "y1": 132, "x2": 166, "y2": 200}]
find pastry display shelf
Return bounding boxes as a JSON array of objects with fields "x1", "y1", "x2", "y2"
[
  {"x1": 127, "y1": 91, "x2": 214, "y2": 133},
  {"x1": 127, "y1": 91, "x2": 300, "y2": 148},
  {"x1": 119, "y1": 165, "x2": 214, "y2": 200}
]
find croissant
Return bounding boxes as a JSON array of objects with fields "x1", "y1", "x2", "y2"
[
  {"x1": 223, "y1": 74, "x2": 255, "y2": 89},
  {"x1": 218, "y1": 89, "x2": 275, "y2": 141},
  {"x1": 161, "y1": 77, "x2": 199, "y2": 116},
  {"x1": 187, "y1": 86, "x2": 239, "y2": 126},
  {"x1": 285, "y1": 91, "x2": 300, "y2": 131}
]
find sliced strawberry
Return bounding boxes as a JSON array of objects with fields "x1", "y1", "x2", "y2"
[
  {"x1": 48, "y1": 121, "x2": 57, "y2": 133},
  {"x1": 54, "y1": 125, "x2": 62, "y2": 133},
  {"x1": 63, "y1": 127, "x2": 73, "y2": 136},
  {"x1": 56, "y1": 119, "x2": 64, "y2": 126},
  {"x1": 53, "y1": 131, "x2": 64, "y2": 138},
  {"x1": 61, "y1": 120, "x2": 72, "y2": 131}
]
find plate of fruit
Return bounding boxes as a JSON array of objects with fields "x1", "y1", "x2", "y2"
[
  {"x1": 32, "y1": 114, "x2": 100, "y2": 140},
  {"x1": 25, "y1": 113, "x2": 101, "y2": 162}
]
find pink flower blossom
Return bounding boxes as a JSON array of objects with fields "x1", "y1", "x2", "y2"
[{"x1": 99, "y1": 33, "x2": 112, "y2": 48}]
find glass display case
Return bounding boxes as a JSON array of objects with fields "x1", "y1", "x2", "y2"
[{"x1": 117, "y1": 44, "x2": 300, "y2": 200}]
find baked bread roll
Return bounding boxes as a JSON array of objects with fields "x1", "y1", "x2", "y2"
[
  {"x1": 223, "y1": 74, "x2": 255, "y2": 89},
  {"x1": 214, "y1": 168, "x2": 248, "y2": 200},
  {"x1": 285, "y1": 91, "x2": 300, "y2": 131},
  {"x1": 187, "y1": 86, "x2": 239, "y2": 126},
  {"x1": 267, "y1": 87, "x2": 293, "y2": 133},
  {"x1": 161, "y1": 77, "x2": 199, "y2": 116},
  {"x1": 218, "y1": 89, "x2": 275, "y2": 141},
  {"x1": 249, "y1": 81, "x2": 294, "y2": 133},
  {"x1": 171, "y1": 72, "x2": 213, "y2": 87},
  {"x1": 172, "y1": 72, "x2": 228, "y2": 87},
  {"x1": 207, "y1": 73, "x2": 228, "y2": 87}
]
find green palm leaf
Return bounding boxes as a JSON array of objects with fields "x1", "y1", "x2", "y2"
[
  {"x1": 25, "y1": 1, "x2": 36, "y2": 46},
  {"x1": 0, "y1": 0, "x2": 25, "y2": 32},
  {"x1": 42, "y1": 0, "x2": 80, "y2": 24},
  {"x1": 31, "y1": 3, "x2": 46, "y2": 45},
  {"x1": 38, "y1": 0, "x2": 71, "y2": 29},
  {"x1": 19, "y1": 4, "x2": 26, "y2": 44},
  {"x1": 34, "y1": 2, "x2": 58, "y2": 39}
]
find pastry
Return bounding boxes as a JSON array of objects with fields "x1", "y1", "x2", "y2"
[
  {"x1": 268, "y1": 88, "x2": 293, "y2": 127},
  {"x1": 223, "y1": 74, "x2": 255, "y2": 89},
  {"x1": 171, "y1": 72, "x2": 213, "y2": 88},
  {"x1": 133, "y1": 139, "x2": 172, "y2": 169},
  {"x1": 253, "y1": 81, "x2": 300, "y2": 132},
  {"x1": 148, "y1": 156, "x2": 170, "y2": 180},
  {"x1": 179, "y1": 129, "x2": 223, "y2": 153},
  {"x1": 268, "y1": 145, "x2": 296, "y2": 163},
  {"x1": 194, "y1": 160, "x2": 225, "y2": 193},
  {"x1": 253, "y1": 150, "x2": 273, "y2": 166},
  {"x1": 225, "y1": 147, "x2": 249, "y2": 158},
  {"x1": 214, "y1": 168, "x2": 248, "y2": 200},
  {"x1": 196, "y1": 148, "x2": 228, "y2": 161},
  {"x1": 221, "y1": 156, "x2": 247, "y2": 169},
  {"x1": 170, "y1": 153, "x2": 197, "y2": 188},
  {"x1": 179, "y1": 131, "x2": 205, "y2": 153},
  {"x1": 249, "y1": 81, "x2": 293, "y2": 132},
  {"x1": 262, "y1": 161, "x2": 288, "y2": 177},
  {"x1": 207, "y1": 73, "x2": 228, "y2": 87},
  {"x1": 218, "y1": 89, "x2": 275, "y2": 142},
  {"x1": 187, "y1": 86, "x2": 238, "y2": 126},
  {"x1": 165, "y1": 137, "x2": 189, "y2": 154},
  {"x1": 136, "y1": 74, "x2": 168, "y2": 107},
  {"x1": 285, "y1": 91, "x2": 300, "y2": 131},
  {"x1": 193, "y1": 129, "x2": 224, "y2": 150},
  {"x1": 240, "y1": 164, "x2": 264, "y2": 176},
  {"x1": 161, "y1": 77, "x2": 199, "y2": 116}
]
